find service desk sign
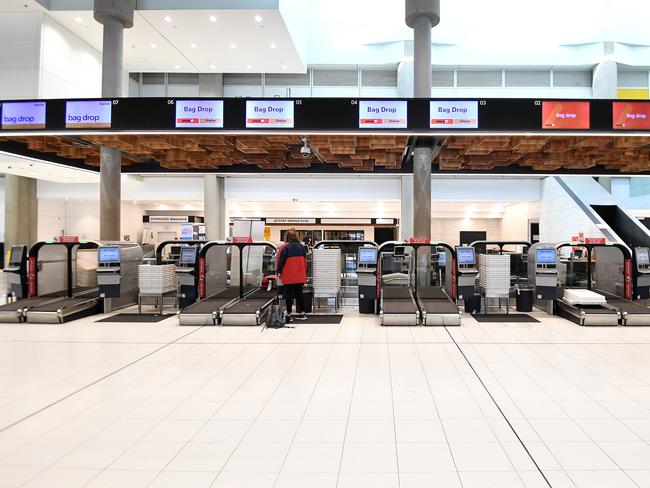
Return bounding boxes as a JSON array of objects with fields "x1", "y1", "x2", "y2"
[
  {"x1": 1, "y1": 101, "x2": 46, "y2": 130},
  {"x1": 542, "y1": 101, "x2": 590, "y2": 129},
  {"x1": 65, "y1": 100, "x2": 112, "y2": 129},
  {"x1": 359, "y1": 100, "x2": 407, "y2": 129},
  {"x1": 613, "y1": 102, "x2": 650, "y2": 130},
  {"x1": 175, "y1": 100, "x2": 223, "y2": 128},
  {"x1": 430, "y1": 101, "x2": 478, "y2": 129},
  {"x1": 245, "y1": 100, "x2": 294, "y2": 128}
]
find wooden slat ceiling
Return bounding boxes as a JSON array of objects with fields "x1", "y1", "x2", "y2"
[
  {"x1": 0, "y1": 135, "x2": 408, "y2": 171},
  {"x1": 1, "y1": 134, "x2": 650, "y2": 172}
]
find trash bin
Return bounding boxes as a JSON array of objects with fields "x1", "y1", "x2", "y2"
[
  {"x1": 302, "y1": 284, "x2": 313, "y2": 314},
  {"x1": 464, "y1": 294, "x2": 482, "y2": 315},
  {"x1": 516, "y1": 285, "x2": 534, "y2": 312}
]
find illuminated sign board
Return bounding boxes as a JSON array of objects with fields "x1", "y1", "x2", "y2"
[
  {"x1": 430, "y1": 101, "x2": 478, "y2": 129},
  {"x1": 613, "y1": 102, "x2": 650, "y2": 130},
  {"x1": 245, "y1": 100, "x2": 294, "y2": 128},
  {"x1": 359, "y1": 100, "x2": 407, "y2": 129},
  {"x1": 542, "y1": 101, "x2": 590, "y2": 129},
  {"x1": 175, "y1": 100, "x2": 223, "y2": 128},
  {"x1": 1, "y1": 101, "x2": 46, "y2": 130},
  {"x1": 65, "y1": 100, "x2": 112, "y2": 129}
]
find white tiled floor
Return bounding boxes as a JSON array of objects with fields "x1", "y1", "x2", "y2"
[{"x1": 4, "y1": 310, "x2": 650, "y2": 486}]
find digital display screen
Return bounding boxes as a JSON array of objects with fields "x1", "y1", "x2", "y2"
[
  {"x1": 359, "y1": 100, "x2": 407, "y2": 129},
  {"x1": 66, "y1": 100, "x2": 112, "y2": 129},
  {"x1": 456, "y1": 247, "x2": 476, "y2": 265},
  {"x1": 175, "y1": 100, "x2": 223, "y2": 128},
  {"x1": 536, "y1": 248, "x2": 557, "y2": 264},
  {"x1": 1, "y1": 101, "x2": 46, "y2": 130},
  {"x1": 358, "y1": 247, "x2": 378, "y2": 264},
  {"x1": 394, "y1": 246, "x2": 405, "y2": 257},
  {"x1": 430, "y1": 101, "x2": 478, "y2": 129},
  {"x1": 180, "y1": 247, "x2": 198, "y2": 264},
  {"x1": 98, "y1": 246, "x2": 120, "y2": 263},
  {"x1": 542, "y1": 101, "x2": 590, "y2": 129},
  {"x1": 180, "y1": 223, "x2": 193, "y2": 241},
  {"x1": 438, "y1": 251, "x2": 446, "y2": 266},
  {"x1": 613, "y1": 102, "x2": 650, "y2": 130},
  {"x1": 245, "y1": 100, "x2": 294, "y2": 128},
  {"x1": 635, "y1": 247, "x2": 650, "y2": 265},
  {"x1": 9, "y1": 246, "x2": 25, "y2": 265}
]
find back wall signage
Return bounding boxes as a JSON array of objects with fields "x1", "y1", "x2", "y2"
[{"x1": 0, "y1": 97, "x2": 645, "y2": 135}]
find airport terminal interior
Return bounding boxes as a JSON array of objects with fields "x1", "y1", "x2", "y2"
[{"x1": 3, "y1": 0, "x2": 650, "y2": 487}]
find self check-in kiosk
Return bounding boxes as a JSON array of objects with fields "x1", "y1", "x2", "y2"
[
  {"x1": 176, "y1": 246, "x2": 199, "y2": 309},
  {"x1": 633, "y1": 247, "x2": 650, "y2": 300},
  {"x1": 455, "y1": 246, "x2": 478, "y2": 300},
  {"x1": 529, "y1": 245, "x2": 559, "y2": 300},
  {"x1": 357, "y1": 246, "x2": 378, "y2": 314},
  {"x1": 97, "y1": 246, "x2": 121, "y2": 298},
  {"x1": 96, "y1": 243, "x2": 143, "y2": 314},
  {"x1": 4, "y1": 245, "x2": 28, "y2": 299}
]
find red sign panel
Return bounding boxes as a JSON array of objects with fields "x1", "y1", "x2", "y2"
[
  {"x1": 58, "y1": 235, "x2": 79, "y2": 243},
  {"x1": 198, "y1": 257, "x2": 206, "y2": 299},
  {"x1": 584, "y1": 237, "x2": 606, "y2": 245},
  {"x1": 613, "y1": 102, "x2": 650, "y2": 130},
  {"x1": 28, "y1": 255, "x2": 37, "y2": 297},
  {"x1": 542, "y1": 101, "x2": 590, "y2": 129},
  {"x1": 408, "y1": 237, "x2": 431, "y2": 245},
  {"x1": 232, "y1": 237, "x2": 254, "y2": 244}
]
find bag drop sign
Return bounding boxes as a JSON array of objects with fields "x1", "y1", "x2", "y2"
[
  {"x1": 359, "y1": 100, "x2": 407, "y2": 129},
  {"x1": 65, "y1": 100, "x2": 112, "y2": 129},
  {"x1": 1, "y1": 101, "x2": 46, "y2": 130},
  {"x1": 245, "y1": 100, "x2": 294, "y2": 128},
  {"x1": 430, "y1": 101, "x2": 479, "y2": 129},
  {"x1": 175, "y1": 100, "x2": 224, "y2": 128}
]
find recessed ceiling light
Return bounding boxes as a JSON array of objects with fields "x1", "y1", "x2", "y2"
[
  {"x1": 269, "y1": 42, "x2": 277, "y2": 49},
  {"x1": 210, "y1": 64, "x2": 216, "y2": 69},
  {"x1": 190, "y1": 42, "x2": 197, "y2": 48},
  {"x1": 254, "y1": 15, "x2": 262, "y2": 22},
  {"x1": 229, "y1": 42, "x2": 237, "y2": 49},
  {"x1": 149, "y1": 42, "x2": 157, "y2": 48},
  {"x1": 74, "y1": 16, "x2": 82, "y2": 23},
  {"x1": 282, "y1": 64, "x2": 288, "y2": 69},
  {"x1": 246, "y1": 64, "x2": 252, "y2": 69},
  {"x1": 209, "y1": 15, "x2": 217, "y2": 22},
  {"x1": 174, "y1": 64, "x2": 180, "y2": 69},
  {"x1": 163, "y1": 15, "x2": 172, "y2": 23}
]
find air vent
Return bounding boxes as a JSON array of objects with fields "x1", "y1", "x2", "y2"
[
  {"x1": 265, "y1": 73, "x2": 310, "y2": 86},
  {"x1": 224, "y1": 73, "x2": 263, "y2": 86},
  {"x1": 619, "y1": 70, "x2": 649, "y2": 88},
  {"x1": 553, "y1": 70, "x2": 591, "y2": 87},
  {"x1": 168, "y1": 73, "x2": 199, "y2": 85},
  {"x1": 457, "y1": 70, "x2": 502, "y2": 87},
  {"x1": 431, "y1": 70, "x2": 454, "y2": 87},
  {"x1": 313, "y1": 69, "x2": 358, "y2": 87},
  {"x1": 505, "y1": 70, "x2": 550, "y2": 87},
  {"x1": 361, "y1": 69, "x2": 397, "y2": 87}
]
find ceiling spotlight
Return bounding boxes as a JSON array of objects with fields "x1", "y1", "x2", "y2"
[
  {"x1": 190, "y1": 42, "x2": 197, "y2": 48},
  {"x1": 209, "y1": 15, "x2": 217, "y2": 22},
  {"x1": 74, "y1": 16, "x2": 82, "y2": 23},
  {"x1": 246, "y1": 64, "x2": 252, "y2": 69},
  {"x1": 229, "y1": 42, "x2": 237, "y2": 49},
  {"x1": 269, "y1": 42, "x2": 277, "y2": 49},
  {"x1": 163, "y1": 15, "x2": 172, "y2": 23},
  {"x1": 254, "y1": 15, "x2": 262, "y2": 22},
  {"x1": 282, "y1": 64, "x2": 288, "y2": 70},
  {"x1": 210, "y1": 64, "x2": 216, "y2": 69},
  {"x1": 149, "y1": 42, "x2": 157, "y2": 48},
  {"x1": 174, "y1": 64, "x2": 180, "y2": 69}
]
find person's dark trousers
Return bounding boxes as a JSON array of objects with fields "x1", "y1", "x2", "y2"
[{"x1": 284, "y1": 283, "x2": 304, "y2": 314}]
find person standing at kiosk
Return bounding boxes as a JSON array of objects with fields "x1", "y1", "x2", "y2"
[{"x1": 277, "y1": 231, "x2": 308, "y2": 320}]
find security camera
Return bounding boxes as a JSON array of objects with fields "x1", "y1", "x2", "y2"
[{"x1": 300, "y1": 138, "x2": 311, "y2": 157}]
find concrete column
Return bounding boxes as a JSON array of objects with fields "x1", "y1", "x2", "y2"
[
  {"x1": 406, "y1": 0, "x2": 439, "y2": 252},
  {"x1": 4, "y1": 175, "x2": 37, "y2": 263},
  {"x1": 199, "y1": 74, "x2": 224, "y2": 97},
  {"x1": 400, "y1": 176, "x2": 414, "y2": 240},
  {"x1": 593, "y1": 41, "x2": 617, "y2": 99},
  {"x1": 94, "y1": 0, "x2": 134, "y2": 241},
  {"x1": 204, "y1": 175, "x2": 226, "y2": 241}
]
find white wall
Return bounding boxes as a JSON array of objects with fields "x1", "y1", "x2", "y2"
[
  {"x1": 0, "y1": 12, "x2": 41, "y2": 99},
  {"x1": 539, "y1": 177, "x2": 604, "y2": 243},
  {"x1": 500, "y1": 201, "x2": 540, "y2": 242},
  {"x1": 432, "y1": 218, "x2": 501, "y2": 246},
  {"x1": 39, "y1": 16, "x2": 102, "y2": 98}
]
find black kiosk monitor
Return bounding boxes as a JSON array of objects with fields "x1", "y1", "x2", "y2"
[
  {"x1": 97, "y1": 246, "x2": 121, "y2": 298},
  {"x1": 457, "y1": 247, "x2": 476, "y2": 267},
  {"x1": 180, "y1": 247, "x2": 198, "y2": 265},
  {"x1": 456, "y1": 246, "x2": 478, "y2": 300},
  {"x1": 4, "y1": 245, "x2": 28, "y2": 298},
  {"x1": 177, "y1": 246, "x2": 199, "y2": 309},
  {"x1": 536, "y1": 248, "x2": 557, "y2": 268},
  {"x1": 357, "y1": 246, "x2": 378, "y2": 315},
  {"x1": 358, "y1": 247, "x2": 377, "y2": 269}
]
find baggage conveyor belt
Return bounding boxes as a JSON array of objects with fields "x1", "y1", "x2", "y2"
[
  {"x1": 219, "y1": 288, "x2": 276, "y2": 326},
  {"x1": 380, "y1": 287, "x2": 419, "y2": 326},
  {"x1": 597, "y1": 291, "x2": 650, "y2": 326},
  {"x1": 0, "y1": 295, "x2": 67, "y2": 323},
  {"x1": 555, "y1": 298, "x2": 620, "y2": 326},
  {"x1": 178, "y1": 287, "x2": 254, "y2": 326},
  {"x1": 25, "y1": 289, "x2": 102, "y2": 324},
  {"x1": 417, "y1": 287, "x2": 462, "y2": 326}
]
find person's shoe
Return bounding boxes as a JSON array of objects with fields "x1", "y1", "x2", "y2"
[{"x1": 294, "y1": 313, "x2": 308, "y2": 321}]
